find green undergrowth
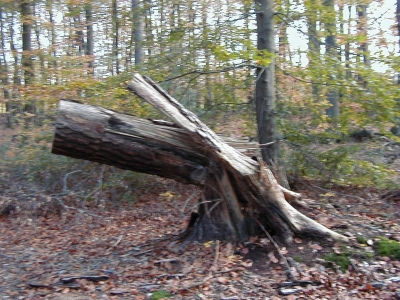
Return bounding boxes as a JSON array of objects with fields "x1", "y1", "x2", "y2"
[
  {"x1": 150, "y1": 290, "x2": 173, "y2": 300},
  {"x1": 376, "y1": 237, "x2": 400, "y2": 260},
  {"x1": 323, "y1": 243, "x2": 374, "y2": 272},
  {"x1": 324, "y1": 236, "x2": 400, "y2": 272},
  {"x1": 285, "y1": 139, "x2": 399, "y2": 190},
  {"x1": 324, "y1": 253, "x2": 351, "y2": 272}
]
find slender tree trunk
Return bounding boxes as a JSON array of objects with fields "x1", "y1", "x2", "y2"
[
  {"x1": 144, "y1": 0, "x2": 153, "y2": 57},
  {"x1": 112, "y1": 0, "x2": 119, "y2": 75},
  {"x1": 33, "y1": 2, "x2": 45, "y2": 82},
  {"x1": 8, "y1": 10, "x2": 20, "y2": 127},
  {"x1": 85, "y1": 2, "x2": 94, "y2": 73},
  {"x1": 0, "y1": 9, "x2": 9, "y2": 96},
  {"x1": 21, "y1": 0, "x2": 35, "y2": 127},
  {"x1": 46, "y1": 0, "x2": 58, "y2": 84},
  {"x1": 255, "y1": 0, "x2": 288, "y2": 188},
  {"x1": 75, "y1": 15, "x2": 84, "y2": 55},
  {"x1": 324, "y1": 0, "x2": 340, "y2": 119},
  {"x1": 10, "y1": 12, "x2": 20, "y2": 87},
  {"x1": 202, "y1": 2, "x2": 213, "y2": 109},
  {"x1": 132, "y1": 0, "x2": 143, "y2": 66},
  {"x1": 306, "y1": 0, "x2": 321, "y2": 102},
  {"x1": 394, "y1": 0, "x2": 400, "y2": 135},
  {"x1": 357, "y1": 4, "x2": 369, "y2": 66},
  {"x1": 0, "y1": 7, "x2": 12, "y2": 127},
  {"x1": 356, "y1": 3, "x2": 369, "y2": 89},
  {"x1": 244, "y1": 1, "x2": 252, "y2": 89},
  {"x1": 21, "y1": 0, "x2": 33, "y2": 85},
  {"x1": 345, "y1": 5, "x2": 352, "y2": 79}
]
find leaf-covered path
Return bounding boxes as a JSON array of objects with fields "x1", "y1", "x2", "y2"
[{"x1": 0, "y1": 177, "x2": 399, "y2": 299}]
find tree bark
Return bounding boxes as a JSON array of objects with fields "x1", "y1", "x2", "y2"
[
  {"x1": 21, "y1": 0, "x2": 33, "y2": 85},
  {"x1": 85, "y1": 1, "x2": 94, "y2": 72},
  {"x1": 52, "y1": 74, "x2": 348, "y2": 244},
  {"x1": 112, "y1": 0, "x2": 119, "y2": 74},
  {"x1": 255, "y1": 0, "x2": 288, "y2": 189},
  {"x1": 132, "y1": 0, "x2": 143, "y2": 66},
  {"x1": 324, "y1": 0, "x2": 340, "y2": 119},
  {"x1": 305, "y1": 0, "x2": 321, "y2": 102}
]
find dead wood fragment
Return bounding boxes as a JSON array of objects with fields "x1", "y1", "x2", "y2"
[
  {"x1": 255, "y1": 218, "x2": 295, "y2": 280},
  {"x1": 279, "y1": 280, "x2": 322, "y2": 288},
  {"x1": 60, "y1": 275, "x2": 110, "y2": 283}
]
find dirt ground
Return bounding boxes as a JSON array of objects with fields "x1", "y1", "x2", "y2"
[{"x1": 0, "y1": 174, "x2": 400, "y2": 300}]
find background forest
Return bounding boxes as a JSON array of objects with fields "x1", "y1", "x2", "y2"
[
  {"x1": 0, "y1": 1, "x2": 400, "y2": 299},
  {"x1": 1, "y1": 0, "x2": 399, "y2": 190}
]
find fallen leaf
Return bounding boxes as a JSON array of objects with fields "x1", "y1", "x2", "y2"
[
  {"x1": 309, "y1": 244, "x2": 323, "y2": 251},
  {"x1": 241, "y1": 260, "x2": 253, "y2": 267},
  {"x1": 333, "y1": 247, "x2": 341, "y2": 254},
  {"x1": 268, "y1": 251, "x2": 279, "y2": 263},
  {"x1": 217, "y1": 277, "x2": 229, "y2": 284},
  {"x1": 360, "y1": 283, "x2": 375, "y2": 291}
]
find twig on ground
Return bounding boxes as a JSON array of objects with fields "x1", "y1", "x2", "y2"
[
  {"x1": 62, "y1": 170, "x2": 87, "y2": 192},
  {"x1": 181, "y1": 190, "x2": 201, "y2": 214},
  {"x1": 212, "y1": 240, "x2": 220, "y2": 269},
  {"x1": 255, "y1": 218, "x2": 296, "y2": 280},
  {"x1": 112, "y1": 235, "x2": 124, "y2": 247},
  {"x1": 182, "y1": 275, "x2": 213, "y2": 290},
  {"x1": 214, "y1": 267, "x2": 245, "y2": 274},
  {"x1": 154, "y1": 258, "x2": 181, "y2": 264},
  {"x1": 120, "y1": 249, "x2": 153, "y2": 257},
  {"x1": 55, "y1": 197, "x2": 102, "y2": 218},
  {"x1": 286, "y1": 257, "x2": 304, "y2": 276}
]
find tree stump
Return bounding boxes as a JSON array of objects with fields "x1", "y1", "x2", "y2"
[{"x1": 52, "y1": 74, "x2": 348, "y2": 244}]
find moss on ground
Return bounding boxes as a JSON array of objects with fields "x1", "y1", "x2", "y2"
[{"x1": 376, "y1": 237, "x2": 400, "y2": 259}]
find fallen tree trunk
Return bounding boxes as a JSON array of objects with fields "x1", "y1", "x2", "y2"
[{"x1": 52, "y1": 74, "x2": 348, "y2": 244}]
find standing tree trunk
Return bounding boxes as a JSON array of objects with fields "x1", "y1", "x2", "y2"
[
  {"x1": 356, "y1": 3, "x2": 369, "y2": 89},
  {"x1": 112, "y1": 0, "x2": 119, "y2": 75},
  {"x1": 21, "y1": 0, "x2": 33, "y2": 85},
  {"x1": 85, "y1": 1, "x2": 94, "y2": 73},
  {"x1": 324, "y1": 0, "x2": 340, "y2": 119},
  {"x1": 357, "y1": 4, "x2": 369, "y2": 66},
  {"x1": 255, "y1": 0, "x2": 288, "y2": 188},
  {"x1": 394, "y1": 0, "x2": 400, "y2": 136},
  {"x1": 345, "y1": 5, "x2": 352, "y2": 80},
  {"x1": 52, "y1": 74, "x2": 348, "y2": 244},
  {"x1": 305, "y1": 0, "x2": 321, "y2": 102},
  {"x1": 20, "y1": 0, "x2": 35, "y2": 127},
  {"x1": 0, "y1": 7, "x2": 11, "y2": 127},
  {"x1": 132, "y1": 0, "x2": 143, "y2": 67}
]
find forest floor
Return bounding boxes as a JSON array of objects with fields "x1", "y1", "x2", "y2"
[
  {"x1": 0, "y1": 174, "x2": 399, "y2": 300},
  {"x1": 0, "y1": 116, "x2": 400, "y2": 299}
]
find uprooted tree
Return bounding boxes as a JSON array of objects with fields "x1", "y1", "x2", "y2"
[{"x1": 51, "y1": 74, "x2": 348, "y2": 244}]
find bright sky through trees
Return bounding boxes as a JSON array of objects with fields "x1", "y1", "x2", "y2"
[{"x1": 287, "y1": 0, "x2": 397, "y2": 72}]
